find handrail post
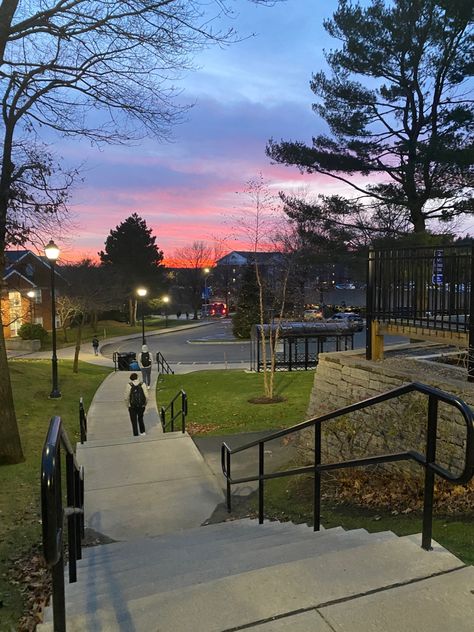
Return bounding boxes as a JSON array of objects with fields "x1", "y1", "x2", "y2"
[
  {"x1": 422, "y1": 395, "x2": 438, "y2": 551},
  {"x1": 171, "y1": 400, "x2": 174, "y2": 432},
  {"x1": 313, "y1": 422, "x2": 322, "y2": 531},
  {"x1": 258, "y1": 442, "x2": 265, "y2": 524},
  {"x1": 74, "y1": 469, "x2": 82, "y2": 560},
  {"x1": 66, "y1": 452, "x2": 77, "y2": 583},
  {"x1": 160, "y1": 406, "x2": 165, "y2": 431},
  {"x1": 181, "y1": 391, "x2": 187, "y2": 433},
  {"x1": 226, "y1": 448, "x2": 231, "y2": 513},
  {"x1": 366, "y1": 247, "x2": 375, "y2": 360}
]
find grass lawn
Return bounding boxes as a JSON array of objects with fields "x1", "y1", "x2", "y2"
[
  {"x1": 0, "y1": 359, "x2": 110, "y2": 630},
  {"x1": 157, "y1": 370, "x2": 316, "y2": 435},
  {"x1": 258, "y1": 474, "x2": 474, "y2": 565}
]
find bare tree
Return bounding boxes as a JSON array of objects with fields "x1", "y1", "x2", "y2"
[
  {"x1": 1, "y1": 0, "x2": 272, "y2": 463},
  {"x1": 173, "y1": 241, "x2": 214, "y2": 319}
]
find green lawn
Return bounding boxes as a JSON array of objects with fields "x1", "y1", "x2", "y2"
[
  {"x1": 157, "y1": 370, "x2": 316, "y2": 435},
  {"x1": 0, "y1": 360, "x2": 111, "y2": 630}
]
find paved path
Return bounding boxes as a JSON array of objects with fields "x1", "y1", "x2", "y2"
[{"x1": 77, "y1": 367, "x2": 224, "y2": 541}]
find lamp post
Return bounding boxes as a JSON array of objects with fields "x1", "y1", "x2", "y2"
[
  {"x1": 27, "y1": 290, "x2": 35, "y2": 324},
  {"x1": 137, "y1": 287, "x2": 147, "y2": 345},
  {"x1": 45, "y1": 240, "x2": 61, "y2": 399},
  {"x1": 203, "y1": 267, "x2": 210, "y2": 314},
  {"x1": 163, "y1": 295, "x2": 169, "y2": 328}
]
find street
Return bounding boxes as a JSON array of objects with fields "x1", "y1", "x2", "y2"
[{"x1": 101, "y1": 318, "x2": 410, "y2": 369}]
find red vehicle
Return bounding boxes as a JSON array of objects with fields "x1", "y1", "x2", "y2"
[{"x1": 202, "y1": 302, "x2": 227, "y2": 317}]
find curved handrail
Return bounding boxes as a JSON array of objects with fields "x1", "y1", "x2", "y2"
[
  {"x1": 221, "y1": 382, "x2": 474, "y2": 551},
  {"x1": 41, "y1": 416, "x2": 85, "y2": 631},
  {"x1": 160, "y1": 389, "x2": 187, "y2": 433}
]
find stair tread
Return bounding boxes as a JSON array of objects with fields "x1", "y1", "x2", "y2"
[{"x1": 40, "y1": 533, "x2": 463, "y2": 630}]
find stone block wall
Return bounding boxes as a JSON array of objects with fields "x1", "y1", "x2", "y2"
[{"x1": 303, "y1": 346, "x2": 474, "y2": 478}]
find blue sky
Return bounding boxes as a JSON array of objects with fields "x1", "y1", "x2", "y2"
[{"x1": 61, "y1": 0, "x2": 342, "y2": 261}]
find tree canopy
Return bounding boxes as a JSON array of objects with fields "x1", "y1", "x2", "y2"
[{"x1": 267, "y1": 0, "x2": 474, "y2": 235}]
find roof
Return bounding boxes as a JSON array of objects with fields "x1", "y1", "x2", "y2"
[{"x1": 216, "y1": 251, "x2": 284, "y2": 265}]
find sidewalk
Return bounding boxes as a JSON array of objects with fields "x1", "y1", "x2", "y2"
[{"x1": 77, "y1": 367, "x2": 224, "y2": 541}]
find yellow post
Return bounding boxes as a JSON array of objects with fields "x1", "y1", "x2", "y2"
[{"x1": 371, "y1": 320, "x2": 384, "y2": 361}]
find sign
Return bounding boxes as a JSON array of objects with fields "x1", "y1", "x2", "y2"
[{"x1": 432, "y1": 249, "x2": 443, "y2": 285}]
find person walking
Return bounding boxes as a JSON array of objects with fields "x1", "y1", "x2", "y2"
[
  {"x1": 124, "y1": 373, "x2": 148, "y2": 436},
  {"x1": 139, "y1": 344, "x2": 152, "y2": 388},
  {"x1": 92, "y1": 336, "x2": 99, "y2": 356}
]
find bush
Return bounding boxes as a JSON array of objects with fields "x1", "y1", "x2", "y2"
[{"x1": 18, "y1": 322, "x2": 48, "y2": 342}]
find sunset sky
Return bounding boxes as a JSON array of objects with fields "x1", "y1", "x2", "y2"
[
  {"x1": 55, "y1": 0, "x2": 344, "y2": 263},
  {"x1": 54, "y1": 0, "x2": 473, "y2": 264}
]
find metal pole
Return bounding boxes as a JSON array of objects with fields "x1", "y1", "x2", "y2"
[
  {"x1": 258, "y1": 442, "x2": 265, "y2": 524},
  {"x1": 141, "y1": 299, "x2": 146, "y2": 345},
  {"x1": 49, "y1": 261, "x2": 61, "y2": 399},
  {"x1": 422, "y1": 395, "x2": 438, "y2": 551},
  {"x1": 366, "y1": 247, "x2": 374, "y2": 361},
  {"x1": 313, "y1": 423, "x2": 322, "y2": 531},
  {"x1": 468, "y1": 246, "x2": 474, "y2": 382}
]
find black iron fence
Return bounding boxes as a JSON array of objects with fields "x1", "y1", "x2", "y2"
[
  {"x1": 41, "y1": 416, "x2": 85, "y2": 632},
  {"x1": 160, "y1": 390, "x2": 187, "y2": 433},
  {"x1": 221, "y1": 382, "x2": 474, "y2": 552},
  {"x1": 366, "y1": 244, "x2": 474, "y2": 379}
]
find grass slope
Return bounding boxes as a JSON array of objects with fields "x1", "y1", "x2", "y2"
[
  {"x1": 157, "y1": 370, "x2": 316, "y2": 435},
  {"x1": 0, "y1": 360, "x2": 110, "y2": 630}
]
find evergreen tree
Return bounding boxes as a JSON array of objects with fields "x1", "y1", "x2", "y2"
[
  {"x1": 268, "y1": 0, "x2": 473, "y2": 234},
  {"x1": 99, "y1": 213, "x2": 164, "y2": 324},
  {"x1": 232, "y1": 266, "x2": 261, "y2": 339}
]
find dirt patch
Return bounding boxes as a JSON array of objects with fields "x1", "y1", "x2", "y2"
[{"x1": 248, "y1": 396, "x2": 286, "y2": 404}]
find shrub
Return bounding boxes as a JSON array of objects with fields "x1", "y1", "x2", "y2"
[{"x1": 18, "y1": 322, "x2": 48, "y2": 342}]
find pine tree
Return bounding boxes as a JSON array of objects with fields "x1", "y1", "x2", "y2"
[{"x1": 232, "y1": 266, "x2": 261, "y2": 339}]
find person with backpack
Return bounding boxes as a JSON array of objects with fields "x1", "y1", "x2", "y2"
[
  {"x1": 139, "y1": 344, "x2": 152, "y2": 388},
  {"x1": 92, "y1": 336, "x2": 99, "y2": 356},
  {"x1": 124, "y1": 373, "x2": 148, "y2": 436}
]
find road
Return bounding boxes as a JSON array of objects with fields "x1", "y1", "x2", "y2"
[{"x1": 101, "y1": 319, "x2": 409, "y2": 369}]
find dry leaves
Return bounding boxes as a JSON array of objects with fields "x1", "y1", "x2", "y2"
[{"x1": 9, "y1": 546, "x2": 51, "y2": 632}]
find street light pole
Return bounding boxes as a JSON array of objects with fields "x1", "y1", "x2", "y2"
[
  {"x1": 27, "y1": 290, "x2": 35, "y2": 324},
  {"x1": 137, "y1": 287, "x2": 147, "y2": 345},
  {"x1": 203, "y1": 267, "x2": 210, "y2": 315},
  {"x1": 45, "y1": 240, "x2": 61, "y2": 399},
  {"x1": 163, "y1": 295, "x2": 169, "y2": 328}
]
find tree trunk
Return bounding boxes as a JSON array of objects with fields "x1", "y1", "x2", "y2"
[
  {"x1": 62, "y1": 323, "x2": 68, "y2": 342},
  {"x1": 72, "y1": 315, "x2": 83, "y2": 373},
  {"x1": 0, "y1": 279, "x2": 24, "y2": 464},
  {"x1": 128, "y1": 297, "x2": 135, "y2": 326}
]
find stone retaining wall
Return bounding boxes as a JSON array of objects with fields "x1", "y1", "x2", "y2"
[{"x1": 304, "y1": 345, "x2": 474, "y2": 478}]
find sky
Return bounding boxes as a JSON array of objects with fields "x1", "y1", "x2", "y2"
[
  {"x1": 50, "y1": 0, "x2": 474, "y2": 264},
  {"x1": 56, "y1": 0, "x2": 344, "y2": 263}
]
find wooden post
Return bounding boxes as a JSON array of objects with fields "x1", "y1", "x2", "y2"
[{"x1": 370, "y1": 320, "x2": 384, "y2": 361}]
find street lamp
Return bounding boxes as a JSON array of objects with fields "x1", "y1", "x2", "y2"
[
  {"x1": 27, "y1": 290, "x2": 35, "y2": 324},
  {"x1": 137, "y1": 287, "x2": 147, "y2": 344},
  {"x1": 163, "y1": 295, "x2": 169, "y2": 328},
  {"x1": 203, "y1": 267, "x2": 211, "y2": 313},
  {"x1": 44, "y1": 239, "x2": 61, "y2": 399}
]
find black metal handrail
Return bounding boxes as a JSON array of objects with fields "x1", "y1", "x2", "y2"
[
  {"x1": 41, "y1": 416, "x2": 85, "y2": 632},
  {"x1": 160, "y1": 390, "x2": 187, "y2": 433},
  {"x1": 79, "y1": 397, "x2": 87, "y2": 444},
  {"x1": 156, "y1": 351, "x2": 174, "y2": 375},
  {"x1": 221, "y1": 382, "x2": 474, "y2": 551}
]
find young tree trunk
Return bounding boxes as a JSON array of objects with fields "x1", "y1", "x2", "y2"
[
  {"x1": 128, "y1": 297, "x2": 135, "y2": 326},
  {"x1": 0, "y1": 281, "x2": 24, "y2": 464},
  {"x1": 62, "y1": 323, "x2": 68, "y2": 343},
  {"x1": 72, "y1": 315, "x2": 84, "y2": 374}
]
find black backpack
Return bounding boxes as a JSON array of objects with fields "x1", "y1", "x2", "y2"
[
  {"x1": 141, "y1": 351, "x2": 151, "y2": 367},
  {"x1": 129, "y1": 383, "x2": 146, "y2": 408}
]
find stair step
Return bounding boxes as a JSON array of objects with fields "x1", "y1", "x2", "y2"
[
  {"x1": 77, "y1": 432, "x2": 186, "y2": 450},
  {"x1": 78, "y1": 520, "x2": 339, "y2": 567},
  {"x1": 39, "y1": 534, "x2": 463, "y2": 630},
  {"x1": 63, "y1": 531, "x2": 397, "y2": 609}
]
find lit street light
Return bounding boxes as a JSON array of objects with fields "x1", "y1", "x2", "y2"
[
  {"x1": 203, "y1": 267, "x2": 211, "y2": 315},
  {"x1": 44, "y1": 240, "x2": 61, "y2": 399},
  {"x1": 137, "y1": 287, "x2": 147, "y2": 345},
  {"x1": 27, "y1": 290, "x2": 35, "y2": 324},
  {"x1": 163, "y1": 295, "x2": 169, "y2": 328}
]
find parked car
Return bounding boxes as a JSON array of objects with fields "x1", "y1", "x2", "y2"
[
  {"x1": 303, "y1": 309, "x2": 324, "y2": 321},
  {"x1": 329, "y1": 312, "x2": 364, "y2": 332}
]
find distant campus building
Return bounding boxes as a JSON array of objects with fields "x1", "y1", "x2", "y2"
[{"x1": 1, "y1": 250, "x2": 64, "y2": 338}]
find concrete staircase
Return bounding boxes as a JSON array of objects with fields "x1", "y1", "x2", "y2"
[{"x1": 38, "y1": 518, "x2": 474, "y2": 631}]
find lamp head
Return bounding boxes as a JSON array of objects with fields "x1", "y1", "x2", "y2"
[
  {"x1": 44, "y1": 240, "x2": 60, "y2": 261},
  {"x1": 27, "y1": 290, "x2": 35, "y2": 299},
  {"x1": 163, "y1": 295, "x2": 170, "y2": 304},
  {"x1": 137, "y1": 287, "x2": 147, "y2": 298}
]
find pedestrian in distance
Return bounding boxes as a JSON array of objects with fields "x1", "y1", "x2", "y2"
[
  {"x1": 185, "y1": 311, "x2": 189, "y2": 320},
  {"x1": 92, "y1": 336, "x2": 99, "y2": 356},
  {"x1": 124, "y1": 373, "x2": 148, "y2": 436},
  {"x1": 176, "y1": 310, "x2": 182, "y2": 320},
  {"x1": 139, "y1": 344, "x2": 152, "y2": 388}
]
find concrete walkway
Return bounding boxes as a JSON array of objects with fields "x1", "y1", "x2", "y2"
[{"x1": 75, "y1": 352, "x2": 224, "y2": 541}]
